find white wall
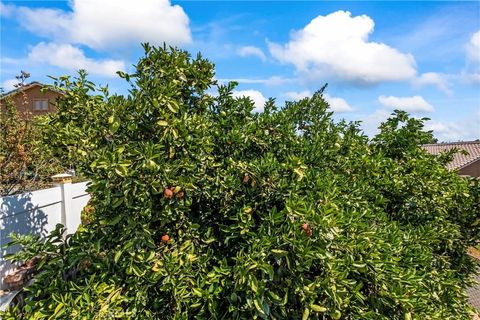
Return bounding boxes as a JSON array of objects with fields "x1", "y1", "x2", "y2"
[{"x1": 0, "y1": 181, "x2": 90, "y2": 290}]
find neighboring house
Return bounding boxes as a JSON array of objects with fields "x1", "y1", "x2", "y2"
[
  {"x1": 423, "y1": 141, "x2": 480, "y2": 177},
  {"x1": 0, "y1": 82, "x2": 62, "y2": 116}
]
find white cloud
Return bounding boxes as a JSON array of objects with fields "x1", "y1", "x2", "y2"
[
  {"x1": 413, "y1": 72, "x2": 452, "y2": 96},
  {"x1": 283, "y1": 90, "x2": 312, "y2": 100},
  {"x1": 463, "y1": 30, "x2": 480, "y2": 84},
  {"x1": 283, "y1": 90, "x2": 354, "y2": 113},
  {"x1": 324, "y1": 93, "x2": 354, "y2": 113},
  {"x1": 360, "y1": 108, "x2": 479, "y2": 142},
  {"x1": 16, "y1": 0, "x2": 191, "y2": 50},
  {"x1": 424, "y1": 120, "x2": 462, "y2": 142},
  {"x1": 462, "y1": 71, "x2": 480, "y2": 84},
  {"x1": 1, "y1": 79, "x2": 18, "y2": 92},
  {"x1": 232, "y1": 89, "x2": 267, "y2": 113},
  {"x1": 238, "y1": 46, "x2": 266, "y2": 61},
  {"x1": 466, "y1": 30, "x2": 480, "y2": 63},
  {"x1": 264, "y1": 76, "x2": 293, "y2": 86},
  {"x1": 425, "y1": 113, "x2": 480, "y2": 142},
  {"x1": 0, "y1": 1, "x2": 14, "y2": 17},
  {"x1": 360, "y1": 109, "x2": 391, "y2": 137},
  {"x1": 268, "y1": 11, "x2": 417, "y2": 85},
  {"x1": 378, "y1": 95, "x2": 434, "y2": 113},
  {"x1": 28, "y1": 42, "x2": 126, "y2": 77}
]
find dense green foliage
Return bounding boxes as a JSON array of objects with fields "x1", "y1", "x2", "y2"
[{"x1": 2, "y1": 45, "x2": 479, "y2": 319}]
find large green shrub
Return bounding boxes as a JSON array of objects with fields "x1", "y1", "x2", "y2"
[{"x1": 2, "y1": 45, "x2": 479, "y2": 319}]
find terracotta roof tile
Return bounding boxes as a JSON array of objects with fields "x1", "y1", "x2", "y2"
[{"x1": 423, "y1": 141, "x2": 480, "y2": 170}]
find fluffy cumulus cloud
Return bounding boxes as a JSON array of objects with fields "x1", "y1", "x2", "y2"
[
  {"x1": 268, "y1": 11, "x2": 417, "y2": 85},
  {"x1": 378, "y1": 95, "x2": 434, "y2": 113},
  {"x1": 324, "y1": 94, "x2": 354, "y2": 113},
  {"x1": 463, "y1": 30, "x2": 480, "y2": 84},
  {"x1": 232, "y1": 90, "x2": 267, "y2": 113},
  {"x1": 413, "y1": 72, "x2": 452, "y2": 96},
  {"x1": 466, "y1": 30, "x2": 480, "y2": 63},
  {"x1": 238, "y1": 46, "x2": 266, "y2": 61},
  {"x1": 28, "y1": 42, "x2": 126, "y2": 77},
  {"x1": 16, "y1": 0, "x2": 191, "y2": 50},
  {"x1": 283, "y1": 90, "x2": 354, "y2": 113}
]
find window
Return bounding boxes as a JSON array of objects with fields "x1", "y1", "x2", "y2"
[{"x1": 33, "y1": 99, "x2": 49, "y2": 111}]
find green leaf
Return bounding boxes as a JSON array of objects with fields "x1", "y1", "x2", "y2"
[
  {"x1": 332, "y1": 310, "x2": 342, "y2": 320},
  {"x1": 302, "y1": 308, "x2": 310, "y2": 320},
  {"x1": 114, "y1": 250, "x2": 123, "y2": 263},
  {"x1": 53, "y1": 303, "x2": 65, "y2": 317}
]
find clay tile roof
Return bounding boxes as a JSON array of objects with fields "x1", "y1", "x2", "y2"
[{"x1": 423, "y1": 141, "x2": 480, "y2": 170}]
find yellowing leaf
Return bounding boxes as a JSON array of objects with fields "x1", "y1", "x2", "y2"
[
  {"x1": 311, "y1": 304, "x2": 327, "y2": 312},
  {"x1": 271, "y1": 249, "x2": 288, "y2": 255},
  {"x1": 167, "y1": 101, "x2": 179, "y2": 113},
  {"x1": 302, "y1": 308, "x2": 310, "y2": 320},
  {"x1": 294, "y1": 167, "x2": 305, "y2": 180}
]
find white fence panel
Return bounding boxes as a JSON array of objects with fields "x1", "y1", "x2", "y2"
[
  {"x1": 69, "y1": 182, "x2": 90, "y2": 232},
  {"x1": 0, "y1": 180, "x2": 90, "y2": 290}
]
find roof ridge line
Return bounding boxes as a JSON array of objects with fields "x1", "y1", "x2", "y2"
[{"x1": 423, "y1": 141, "x2": 480, "y2": 146}]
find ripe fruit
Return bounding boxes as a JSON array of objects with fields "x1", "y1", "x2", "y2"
[
  {"x1": 163, "y1": 188, "x2": 173, "y2": 199},
  {"x1": 161, "y1": 234, "x2": 170, "y2": 243},
  {"x1": 302, "y1": 223, "x2": 312, "y2": 237}
]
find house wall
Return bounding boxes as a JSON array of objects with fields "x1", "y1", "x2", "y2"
[
  {"x1": 5, "y1": 86, "x2": 61, "y2": 116},
  {"x1": 459, "y1": 159, "x2": 480, "y2": 177}
]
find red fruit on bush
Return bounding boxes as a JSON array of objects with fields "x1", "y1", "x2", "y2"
[
  {"x1": 161, "y1": 234, "x2": 170, "y2": 243},
  {"x1": 302, "y1": 223, "x2": 312, "y2": 237},
  {"x1": 163, "y1": 188, "x2": 173, "y2": 199}
]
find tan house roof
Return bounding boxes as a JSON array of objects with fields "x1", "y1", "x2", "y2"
[
  {"x1": 423, "y1": 141, "x2": 480, "y2": 170},
  {"x1": 1, "y1": 82, "x2": 63, "y2": 99}
]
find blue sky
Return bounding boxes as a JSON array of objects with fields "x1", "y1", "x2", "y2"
[{"x1": 1, "y1": 1, "x2": 479, "y2": 141}]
